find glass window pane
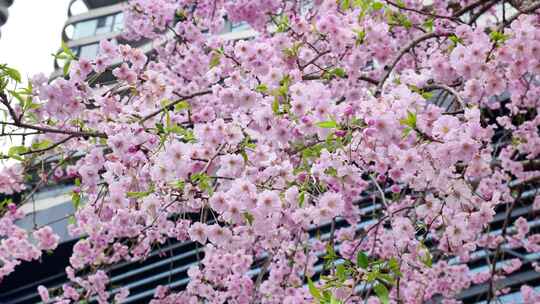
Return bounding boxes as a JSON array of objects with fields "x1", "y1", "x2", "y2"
[
  {"x1": 73, "y1": 19, "x2": 97, "y2": 39},
  {"x1": 79, "y1": 43, "x2": 99, "y2": 60},
  {"x1": 113, "y1": 13, "x2": 124, "y2": 31},
  {"x1": 231, "y1": 21, "x2": 250, "y2": 32},
  {"x1": 71, "y1": 47, "x2": 80, "y2": 57},
  {"x1": 95, "y1": 15, "x2": 114, "y2": 35}
]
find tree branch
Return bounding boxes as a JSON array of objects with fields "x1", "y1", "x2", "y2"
[
  {"x1": 385, "y1": 0, "x2": 464, "y2": 23},
  {"x1": 497, "y1": 1, "x2": 540, "y2": 31},
  {"x1": 0, "y1": 91, "x2": 106, "y2": 138},
  {"x1": 139, "y1": 90, "x2": 212, "y2": 124},
  {"x1": 423, "y1": 83, "x2": 465, "y2": 109},
  {"x1": 375, "y1": 32, "x2": 452, "y2": 96}
]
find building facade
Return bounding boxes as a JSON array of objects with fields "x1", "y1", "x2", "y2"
[
  {"x1": 0, "y1": 0, "x2": 14, "y2": 39},
  {"x1": 0, "y1": 1, "x2": 539, "y2": 303}
]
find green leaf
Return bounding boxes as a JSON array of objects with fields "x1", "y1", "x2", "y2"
[
  {"x1": 366, "y1": 271, "x2": 378, "y2": 282},
  {"x1": 1, "y1": 66, "x2": 21, "y2": 83},
  {"x1": 489, "y1": 31, "x2": 508, "y2": 43},
  {"x1": 172, "y1": 180, "x2": 185, "y2": 191},
  {"x1": 449, "y1": 34, "x2": 463, "y2": 46},
  {"x1": 126, "y1": 191, "x2": 150, "y2": 199},
  {"x1": 61, "y1": 41, "x2": 76, "y2": 58},
  {"x1": 332, "y1": 67, "x2": 346, "y2": 78},
  {"x1": 377, "y1": 273, "x2": 396, "y2": 285},
  {"x1": 298, "y1": 190, "x2": 306, "y2": 207},
  {"x1": 8, "y1": 146, "x2": 28, "y2": 159},
  {"x1": 423, "y1": 18, "x2": 434, "y2": 32},
  {"x1": 354, "y1": 29, "x2": 366, "y2": 46},
  {"x1": 255, "y1": 84, "x2": 268, "y2": 94},
  {"x1": 31, "y1": 140, "x2": 52, "y2": 150},
  {"x1": 357, "y1": 251, "x2": 369, "y2": 268},
  {"x1": 336, "y1": 263, "x2": 347, "y2": 281},
  {"x1": 209, "y1": 51, "x2": 221, "y2": 69},
  {"x1": 316, "y1": 121, "x2": 338, "y2": 129},
  {"x1": 330, "y1": 296, "x2": 343, "y2": 304},
  {"x1": 72, "y1": 192, "x2": 81, "y2": 210},
  {"x1": 191, "y1": 172, "x2": 213, "y2": 195},
  {"x1": 243, "y1": 212, "x2": 254, "y2": 225},
  {"x1": 272, "y1": 98, "x2": 280, "y2": 115},
  {"x1": 388, "y1": 257, "x2": 401, "y2": 275},
  {"x1": 275, "y1": 14, "x2": 290, "y2": 33},
  {"x1": 398, "y1": 14, "x2": 412, "y2": 28},
  {"x1": 63, "y1": 60, "x2": 72, "y2": 77},
  {"x1": 8, "y1": 90, "x2": 25, "y2": 104},
  {"x1": 399, "y1": 111, "x2": 417, "y2": 129},
  {"x1": 0, "y1": 198, "x2": 13, "y2": 209},
  {"x1": 307, "y1": 278, "x2": 321, "y2": 300},
  {"x1": 372, "y1": 2, "x2": 384, "y2": 10},
  {"x1": 323, "y1": 67, "x2": 347, "y2": 80},
  {"x1": 421, "y1": 91, "x2": 434, "y2": 100},
  {"x1": 374, "y1": 283, "x2": 389, "y2": 304},
  {"x1": 340, "y1": 0, "x2": 351, "y2": 10},
  {"x1": 174, "y1": 101, "x2": 190, "y2": 112},
  {"x1": 126, "y1": 186, "x2": 155, "y2": 199},
  {"x1": 419, "y1": 242, "x2": 432, "y2": 267},
  {"x1": 324, "y1": 167, "x2": 338, "y2": 177}
]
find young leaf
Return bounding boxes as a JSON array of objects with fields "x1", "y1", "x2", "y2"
[
  {"x1": 336, "y1": 263, "x2": 347, "y2": 281},
  {"x1": 298, "y1": 190, "x2": 306, "y2": 207},
  {"x1": 174, "y1": 101, "x2": 190, "y2": 112},
  {"x1": 399, "y1": 111, "x2": 417, "y2": 129},
  {"x1": 331, "y1": 67, "x2": 346, "y2": 78},
  {"x1": 72, "y1": 192, "x2": 81, "y2": 210},
  {"x1": 272, "y1": 98, "x2": 280, "y2": 115},
  {"x1": 1, "y1": 66, "x2": 22, "y2": 83},
  {"x1": 423, "y1": 18, "x2": 434, "y2": 32},
  {"x1": 316, "y1": 121, "x2": 338, "y2": 129},
  {"x1": 255, "y1": 84, "x2": 268, "y2": 94},
  {"x1": 8, "y1": 146, "x2": 28, "y2": 159},
  {"x1": 374, "y1": 283, "x2": 390, "y2": 304},
  {"x1": 388, "y1": 257, "x2": 401, "y2": 275},
  {"x1": 354, "y1": 29, "x2": 367, "y2": 46},
  {"x1": 372, "y1": 2, "x2": 384, "y2": 10},
  {"x1": 357, "y1": 251, "x2": 369, "y2": 268},
  {"x1": 209, "y1": 51, "x2": 221, "y2": 69},
  {"x1": 243, "y1": 212, "x2": 254, "y2": 225},
  {"x1": 63, "y1": 60, "x2": 72, "y2": 77},
  {"x1": 307, "y1": 278, "x2": 321, "y2": 300}
]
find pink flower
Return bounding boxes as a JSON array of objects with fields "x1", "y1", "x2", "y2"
[
  {"x1": 38, "y1": 285, "x2": 50, "y2": 303},
  {"x1": 257, "y1": 190, "x2": 281, "y2": 213},
  {"x1": 188, "y1": 223, "x2": 208, "y2": 244},
  {"x1": 207, "y1": 225, "x2": 232, "y2": 246},
  {"x1": 33, "y1": 226, "x2": 60, "y2": 251}
]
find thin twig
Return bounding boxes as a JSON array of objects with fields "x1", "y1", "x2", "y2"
[
  {"x1": 375, "y1": 32, "x2": 452, "y2": 96},
  {"x1": 139, "y1": 90, "x2": 212, "y2": 124}
]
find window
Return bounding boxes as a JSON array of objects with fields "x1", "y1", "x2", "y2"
[
  {"x1": 73, "y1": 19, "x2": 98, "y2": 39},
  {"x1": 79, "y1": 43, "x2": 99, "y2": 60},
  {"x1": 231, "y1": 21, "x2": 250, "y2": 32},
  {"x1": 71, "y1": 12, "x2": 124, "y2": 40},
  {"x1": 113, "y1": 13, "x2": 124, "y2": 32},
  {"x1": 95, "y1": 15, "x2": 114, "y2": 35}
]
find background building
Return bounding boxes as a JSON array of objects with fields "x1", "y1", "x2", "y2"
[
  {"x1": 0, "y1": 1, "x2": 539, "y2": 303},
  {"x1": 0, "y1": 0, "x2": 14, "y2": 39}
]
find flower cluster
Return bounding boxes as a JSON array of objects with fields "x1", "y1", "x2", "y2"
[
  {"x1": 0, "y1": 204, "x2": 58, "y2": 283},
  {"x1": 0, "y1": 0, "x2": 539, "y2": 303}
]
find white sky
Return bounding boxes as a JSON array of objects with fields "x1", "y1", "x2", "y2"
[
  {"x1": 0, "y1": 1, "x2": 70, "y2": 80},
  {"x1": 0, "y1": 1, "x2": 70, "y2": 155}
]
